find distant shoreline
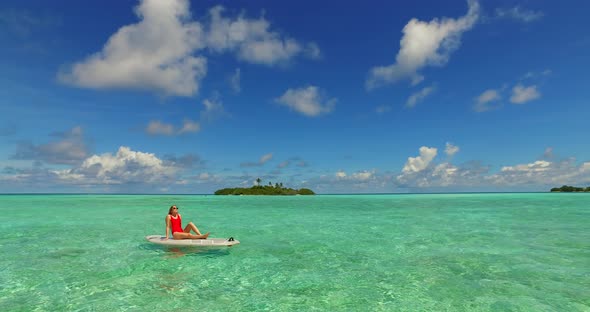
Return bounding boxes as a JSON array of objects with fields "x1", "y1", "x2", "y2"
[
  {"x1": 214, "y1": 185, "x2": 315, "y2": 195},
  {"x1": 550, "y1": 185, "x2": 590, "y2": 192},
  {"x1": 0, "y1": 191, "x2": 574, "y2": 196}
]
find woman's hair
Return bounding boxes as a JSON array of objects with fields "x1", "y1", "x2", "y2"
[{"x1": 168, "y1": 205, "x2": 177, "y2": 215}]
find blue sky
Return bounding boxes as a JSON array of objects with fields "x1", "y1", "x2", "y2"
[{"x1": 1, "y1": 0, "x2": 589, "y2": 193}]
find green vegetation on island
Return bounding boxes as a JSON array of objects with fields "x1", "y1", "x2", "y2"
[
  {"x1": 550, "y1": 185, "x2": 590, "y2": 192},
  {"x1": 214, "y1": 179, "x2": 315, "y2": 195}
]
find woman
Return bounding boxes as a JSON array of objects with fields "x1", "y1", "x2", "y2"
[{"x1": 165, "y1": 205, "x2": 210, "y2": 240}]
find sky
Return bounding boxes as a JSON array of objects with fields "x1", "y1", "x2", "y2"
[{"x1": 1, "y1": 0, "x2": 589, "y2": 194}]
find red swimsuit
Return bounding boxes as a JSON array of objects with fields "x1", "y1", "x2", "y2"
[{"x1": 170, "y1": 215, "x2": 183, "y2": 234}]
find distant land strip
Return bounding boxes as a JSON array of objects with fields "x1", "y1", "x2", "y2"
[
  {"x1": 214, "y1": 181, "x2": 315, "y2": 195},
  {"x1": 550, "y1": 185, "x2": 590, "y2": 192}
]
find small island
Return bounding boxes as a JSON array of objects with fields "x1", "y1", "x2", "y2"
[
  {"x1": 214, "y1": 179, "x2": 315, "y2": 195},
  {"x1": 550, "y1": 185, "x2": 590, "y2": 192}
]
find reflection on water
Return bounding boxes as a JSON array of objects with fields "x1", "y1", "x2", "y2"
[{"x1": 139, "y1": 243, "x2": 233, "y2": 258}]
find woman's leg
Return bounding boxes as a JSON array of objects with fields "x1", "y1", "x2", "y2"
[
  {"x1": 173, "y1": 232, "x2": 209, "y2": 240},
  {"x1": 183, "y1": 222, "x2": 203, "y2": 235}
]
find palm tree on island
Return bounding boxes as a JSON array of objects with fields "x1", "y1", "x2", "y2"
[
  {"x1": 550, "y1": 185, "x2": 590, "y2": 192},
  {"x1": 214, "y1": 178, "x2": 315, "y2": 195}
]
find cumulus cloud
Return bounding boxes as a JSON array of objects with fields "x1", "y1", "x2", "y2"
[
  {"x1": 487, "y1": 158, "x2": 590, "y2": 187},
  {"x1": 406, "y1": 86, "x2": 435, "y2": 107},
  {"x1": 474, "y1": 89, "x2": 501, "y2": 112},
  {"x1": 58, "y1": 0, "x2": 207, "y2": 97},
  {"x1": 12, "y1": 126, "x2": 89, "y2": 165},
  {"x1": 396, "y1": 146, "x2": 439, "y2": 187},
  {"x1": 394, "y1": 149, "x2": 590, "y2": 190},
  {"x1": 366, "y1": 0, "x2": 479, "y2": 89},
  {"x1": 58, "y1": 1, "x2": 318, "y2": 97},
  {"x1": 401, "y1": 146, "x2": 438, "y2": 174},
  {"x1": 510, "y1": 84, "x2": 540, "y2": 104},
  {"x1": 275, "y1": 86, "x2": 336, "y2": 117},
  {"x1": 334, "y1": 170, "x2": 376, "y2": 182},
  {"x1": 53, "y1": 146, "x2": 179, "y2": 185},
  {"x1": 352, "y1": 170, "x2": 374, "y2": 181},
  {"x1": 496, "y1": 6, "x2": 543, "y2": 22},
  {"x1": 205, "y1": 6, "x2": 319, "y2": 65},
  {"x1": 445, "y1": 142, "x2": 459, "y2": 157}
]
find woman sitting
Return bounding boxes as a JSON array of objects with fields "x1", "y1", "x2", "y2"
[{"x1": 165, "y1": 205, "x2": 209, "y2": 240}]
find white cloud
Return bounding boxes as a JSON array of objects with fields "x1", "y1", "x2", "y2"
[
  {"x1": 146, "y1": 120, "x2": 175, "y2": 136},
  {"x1": 54, "y1": 146, "x2": 178, "y2": 184},
  {"x1": 58, "y1": 2, "x2": 318, "y2": 97},
  {"x1": 500, "y1": 160, "x2": 551, "y2": 173},
  {"x1": 496, "y1": 6, "x2": 543, "y2": 22},
  {"x1": 445, "y1": 142, "x2": 459, "y2": 157},
  {"x1": 395, "y1": 154, "x2": 590, "y2": 190},
  {"x1": 510, "y1": 84, "x2": 540, "y2": 104},
  {"x1": 487, "y1": 158, "x2": 590, "y2": 187},
  {"x1": 58, "y1": 0, "x2": 207, "y2": 97},
  {"x1": 406, "y1": 86, "x2": 434, "y2": 107},
  {"x1": 401, "y1": 146, "x2": 438, "y2": 173},
  {"x1": 275, "y1": 86, "x2": 336, "y2": 117},
  {"x1": 366, "y1": 0, "x2": 479, "y2": 89},
  {"x1": 334, "y1": 170, "x2": 375, "y2": 181},
  {"x1": 351, "y1": 170, "x2": 374, "y2": 181},
  {"x1": 206, "y1": 6, "x2": 318, "y2": 65},
  {"x1": 229, "y1": 68, "x2": 241, "y2": 92},
  {"x1": 474, "y1": 89, "x2": 501, "y2": 112},
  {"x1": 146, "y1": 119, "x2": 200, "y2": 136},
  {"x1": 432, "y1": 163, "x2": 459, "y2": 185}
]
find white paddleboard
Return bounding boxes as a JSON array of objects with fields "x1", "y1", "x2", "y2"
[{"x1": 145, "y1": 235, "x2": 240, "y2": 247}]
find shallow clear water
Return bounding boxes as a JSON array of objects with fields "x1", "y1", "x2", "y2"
[{"x1": 0, "y1": 193, "x2": 588, "y2": 311}]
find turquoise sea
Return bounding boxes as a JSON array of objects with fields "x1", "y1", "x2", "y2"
[{"x1": 0, "y1": 193, "x2": 588, "y2": 311}]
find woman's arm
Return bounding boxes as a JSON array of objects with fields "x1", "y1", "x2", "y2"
[{"x1": 165, "y1": 215, "x2": 170, "y2": 239}]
